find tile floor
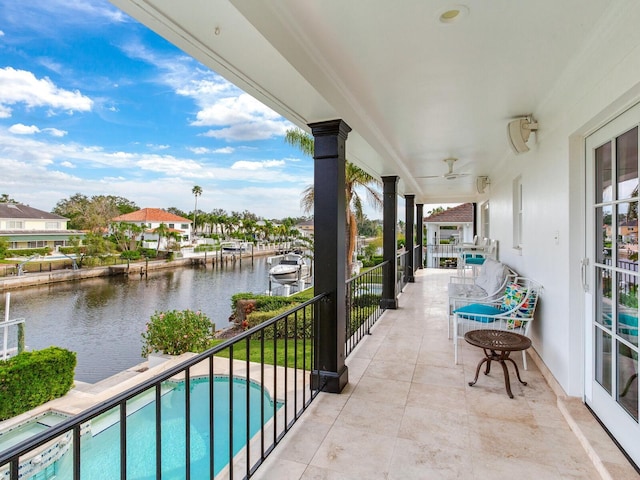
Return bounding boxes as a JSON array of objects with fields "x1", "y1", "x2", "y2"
[{"x1": 251, "y1": 268, "x2": 639, "y2": 480}]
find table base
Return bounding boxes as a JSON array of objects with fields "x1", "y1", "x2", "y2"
[{"x1": 468, "y1": 348, "x2": 527, "y2": 399}]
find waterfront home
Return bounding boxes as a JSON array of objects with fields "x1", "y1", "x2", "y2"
[
  {"x1": 110, "y1": 207, "x2": 193, "y2": 250},
  {"x1": 106, "y1": 0, "x2": 640, "y2": 471},
  {"x1": 4, "y1": 1, "x2": 640, "y2": 477},
  {"x1": 0, "y1": 203, "x2": 84, "y2": 252}
]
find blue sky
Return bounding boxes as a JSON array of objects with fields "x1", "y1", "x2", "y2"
[{"x1": 0, "y1": 0, "x2": 322, "y2": 220}]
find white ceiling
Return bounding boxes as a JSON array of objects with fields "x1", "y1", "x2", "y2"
[{"x1": 109, "y1": 0, "x2": 616, "y2": 203}]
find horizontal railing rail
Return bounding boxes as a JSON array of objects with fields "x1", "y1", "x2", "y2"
[
  {"x1": 425, "y1": 243, "x2": 459, "y2": 269},
  {"x1": 345, "y1": 261, "x2": 386, "y2": 357},
  {"x1": 0, "y1": 293, "x2": 327, "y2": 480}
]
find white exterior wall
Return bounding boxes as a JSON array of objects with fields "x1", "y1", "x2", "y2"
[
  {"x1": 486, "y1": 0, "x2": 640, "y2": 396},
  {"x1": 0, "y1": 218, "x2": 68, "y2": 230}
]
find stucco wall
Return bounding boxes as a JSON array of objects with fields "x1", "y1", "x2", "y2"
[{"x1": 486, "y1": 0, "x2": 640, "y2": 396}]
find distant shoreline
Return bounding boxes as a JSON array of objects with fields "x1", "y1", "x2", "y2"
[{"x1": 0, "y1": 247, "x2": 283, "y2": 292}]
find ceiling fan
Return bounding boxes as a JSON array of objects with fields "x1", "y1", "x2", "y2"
[{"x1": 416, "y1": 157, "x2": 470, "y2": 180}]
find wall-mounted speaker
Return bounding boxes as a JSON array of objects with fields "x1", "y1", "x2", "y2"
[
  {"x1": 476, "y1": 176, "x2": 490, "y2": 194},
  {"x1": 507, "y1": 116, "x2": 538, "y2": 154}
]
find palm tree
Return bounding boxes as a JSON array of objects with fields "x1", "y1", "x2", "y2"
[
  {"x1": 285, "y1": 128, "x2": 383, "y2": 275},
  {"x1": 192, "y1": 185, "x2": 202, "y2": 238},
  {"x1": 154, "y1": 223, "x2": 169, "y2": 254}
]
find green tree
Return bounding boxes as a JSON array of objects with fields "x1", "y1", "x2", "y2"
[
  {"x1": 53, "y1": 194, "x2": 138, "y2": 232},
  {"x1": 0, "y1": 237, "x2": 8, "y2": 259},
  {"x1": 285, "y1": 128, "x2": 382, "y2": 275},
  {"x1": 427, "y1": 206, "x2": 445, "y2": 216},
  {"x1": 192, "y1": 185, "x2": 202, "y2": 237},
  {"x1": 154, "y1": 223, "x2": 170, "y2": 254},
  {"x1": 111, "y1": 222, "x2": 143, "y2": 251},
  {"x1": 0, "y1": 194, "x2": 19, "y2": 204},
  {"x1": 166, "y1": 207, "x2": 188, "y2": 218}
]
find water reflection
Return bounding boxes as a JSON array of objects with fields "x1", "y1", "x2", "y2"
[{"x1": 4, "y1": 259, "x2": 271, "y2": 383}]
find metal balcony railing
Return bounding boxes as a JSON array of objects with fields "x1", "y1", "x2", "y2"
[
  {"x1": 345, "y1": 262, "x2": 386, "y2": 357},
  {"x1": 0, "y1": 294, "x2": 326, "y2": 480}
]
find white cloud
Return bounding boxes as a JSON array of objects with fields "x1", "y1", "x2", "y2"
[
  {"x1": 43, "y1": 128, "x2": 67, "y2": 137},
  {"x1": 0, "y1": 128, "x2": 312, "y2": 218},
  {"x1": 0, "y1": 30, "x2": 4, "y2": 37},
  {"x1": 146, "y1": 143, "x2": 170, "y2": 150},
  {"x1": 191, "y1": 93, "x2": 280, "y2": 127},
  {"x1": 202, "y1": 121, "x2": 289, "y2": 142},
  {"x1": 231, "y1": 160, "x2": 286, "y2": 171},
  {"x1": 119, "y1": 42, "x2": 292, "y2": 142},
  {"x1": 188, "y1": 147, "x2": 210, "y2": 154},
  {"x1": 0, "y1": 67, "x2": 93, "y2": 117},
  {"x1": 214, "y1": 147, "x2": 234, "y2": 154},
  {"x1": 9, "y1": 123, "x2": 40, "y2": 135},
  {"x1": 188, "y1": 146, "x2": 235, "y2": 155}
]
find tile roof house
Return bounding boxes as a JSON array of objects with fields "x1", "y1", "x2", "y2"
[
  {"x1": 423, "y1": 203, "x2": 474, "y2": 244},
  {"x1": 110, "y1": 208, "x2": 192, "y2": 250},
  {"x1": 0, "y1": 203, "x2": 85, "y2": 252},
  {"x1": 423, "y1": 203, "x2": 474, "y2": 269}
]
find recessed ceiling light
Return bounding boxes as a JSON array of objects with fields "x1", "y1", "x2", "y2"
[{"x1": 438, "y1": 5, "x2": 469, "y2": 24}]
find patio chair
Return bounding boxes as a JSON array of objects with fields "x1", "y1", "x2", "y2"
[
  {"x1": 452, "y1": 277, "x2": 542, "y2": 369},
  {"x1": 458, "y1": 238, "x2": 497, "y2": 276},
  {"x1": 447, "y1": 258, "x2": 518, "y2": 338}
]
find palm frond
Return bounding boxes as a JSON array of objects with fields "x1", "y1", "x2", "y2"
[{"x1": 285, "y1": 128, "x2": 314, "y2": 157}]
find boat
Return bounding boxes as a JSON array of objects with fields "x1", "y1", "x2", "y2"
[
  {"x1": 268, "y1": 253, "x2": 310, "y2": 285},
  {"x1": 220, "y1": 241, "x2": 250, "y2": 253}
]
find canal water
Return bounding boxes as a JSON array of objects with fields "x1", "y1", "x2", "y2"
[{"x1": 3, "y1": 258, "x2": 273, "y2": 383}]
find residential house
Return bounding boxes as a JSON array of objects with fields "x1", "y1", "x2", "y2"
[
  {"x1": 423, "y1": 203, "x2": 474, "y2": 268},
  {"x1": 295, "y1": 219, "x2": 314, "y2": 238},
  {"x1": 107, "y1": 0, "x2": 640, "y2": 470},
  {"x1": 424, "y1": 203, "x2": 474, "y2": 245},
  {"x1": 110, "y1": 208, "x2": 192, "y2": 250},
  {"x1": 6, "y1": 1, "x2": 640, "y2": 477},
  {"x1": 0, "y1": 203, "x2": 84, "y2": 252}
]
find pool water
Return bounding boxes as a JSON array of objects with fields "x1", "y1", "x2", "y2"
[
  {"x1": 48, "y1": 376, "x2": 280, "y2": 479},
  {"x1": 0, "y1": 411, "x2": 68, "y2": 452}
]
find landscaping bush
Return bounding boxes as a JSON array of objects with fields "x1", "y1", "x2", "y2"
[
  {"x1": 6, "y1": 248, "x2": 51, "y2": 258},
  {"x1": 120, "y1": 250, "x2": 141, "y2": 260},
  {"x1": 141, "y1": 309, "x2": 215, "y2": 356},
  {"x1": 0, "y1": 347, "x2": 76, "y2": 420},
  {"x1": 245, "y1": 305, "x2": 314, "y2": 340}
]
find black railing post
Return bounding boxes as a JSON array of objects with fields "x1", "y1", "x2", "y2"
[
  {"x1": 381, "y1": 176, "x2": 399, "y2": 309},
  {"x1": 405, "y1": 194, "x2": 415, "y2": 282},
  {"x1": 416, "y1": 203, "x2": 424, "y2": 269}
]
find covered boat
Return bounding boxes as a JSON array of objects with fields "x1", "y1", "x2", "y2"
[{"x1": 268, "y1": 253, "x2": 309, "y2": 285}]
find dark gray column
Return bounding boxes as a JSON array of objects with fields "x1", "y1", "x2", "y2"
[
  {"x1": 405, "y1": 194, "x2": 415, "y2": 283},
  {"x1": 416, "y1": 203, "x2": 424, "y2": 269},
  {"x1": 381, "y1": 176, "x2": 398, "y2": 309},
  {"x1": 309, "y1": 119, "x2": 350, "y2": 393}
]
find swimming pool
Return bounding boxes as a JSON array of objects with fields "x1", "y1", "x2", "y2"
[
  {"x1": 0, "y1": 411, "x2": 69, "y2": 452},
  {"x1": 27, "y1": 376, "x2": 281, "y2": 479}
]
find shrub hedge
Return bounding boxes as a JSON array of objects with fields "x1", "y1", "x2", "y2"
[
  {"x1": 0, "y1": 347, "x2": 76, "y2": 420},
  {"x1": 245, "y1": 304, "x2": 314, "y2": 340},
  {"x1": 6, "y1": 248, "x2": 51, "y2": 258}
]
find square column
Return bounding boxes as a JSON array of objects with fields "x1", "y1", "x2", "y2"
[
  {"x1": 381, "y1": 176, "x2": 399, "y2": 309},
  {"x1": 309, "y1": 119, "x2": 350, "y2": 393},
  {"x1": 405, "y1": 194, "x2": 415, "y2": 283},
  {"x1": 416, "y1": 203, "x2": 424, "y2": 269}
]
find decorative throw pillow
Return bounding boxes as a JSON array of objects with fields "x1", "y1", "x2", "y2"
[
  {"x1": 501, "y1": 283, "x2": 525, "y2": 312},
  {"x1": 475, "y1": 259, "x2": 506, "y2": 295},
  {"x1": 516, "y1": 291, "x2": 537, "y2": 318}
]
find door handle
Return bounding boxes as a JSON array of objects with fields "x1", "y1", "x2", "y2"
[{"x1": 581, "y1": 257, "x2": 589, "y2": 292}]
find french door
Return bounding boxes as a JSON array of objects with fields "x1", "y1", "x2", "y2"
[{"x1": 585, "y1": 103, "x2": 640, "y2": 466}]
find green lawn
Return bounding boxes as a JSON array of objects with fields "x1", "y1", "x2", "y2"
[{"x1": 210, "y1": 338, "x2": 314, "y2": 369}]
